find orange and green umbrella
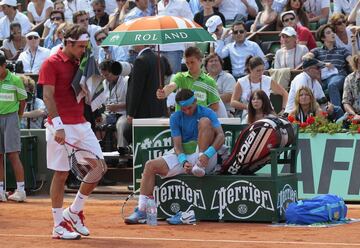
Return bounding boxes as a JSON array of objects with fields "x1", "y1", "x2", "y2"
[{"x1": 102, "y1": 15, "x2": 214, "y2": 46}]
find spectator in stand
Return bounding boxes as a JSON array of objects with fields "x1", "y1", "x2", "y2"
[
  {"x1": 342, "y1": 54, "x2": 360, "y2": 121},
  {"x1": 105, "y1": 0, "x2": 130, "y2": 31},
  {"x1": 104, "y1": 0, "x2": 117, "y2": 17},
  {"x1": 215, "y1": 0, "x2": 258, "y2": 27},
  {"x1": 330, "y1": 13, "x2": 360, "y2": 54},
  {"x1": 0, "y1": 54, "x2": 27, "y2": 203},
  {"x1": 124, "y1": 0, "x2": 152, "y2": 22},
  {"x1": 303, "y1": 0, "x2": 330, "y2": 26},
  {"x1": 280, "y1": 10, "x2": 316, "y2": 50},
  {"x1": 1, "y1": 22, "x2": 27, "y2": 60},
  {"x1": 205, "y1": 15, "x2": 232, "y2": 45},
  {"x1": 73, "y1": 10, "x2": 101, "y2": 58},
  {"x1": 20, "y1": 75, "x2": 47, "y2": 129},
  {"x1": 333, "y1": 0, "x2": 358, "y2": 16},
  {"x1": 63, "y1": 0, "x2": 92, "y2": 23},
  {"x1": 274, "y1": 26, "x2": 308, "y2": 69},
  {"x1": 307, "y1": 24, "x2": 354, "y2": 108},
  {"x1": 49, "y1": 22, "x2": 69, "y2": 55},
  {"x1": 289, "y1": 86, "x2": 323, "y2": 123},
  {"x1": 348, "y1": 0, "x2": 360, "y2": 25},
  {"x1": 0, "y1": 0, "x2": 33, "y2": 39},
  {"x1": 250, "y1": 0, "x2": 278, "y2": 32},
  {"x1": 215, "y1": 21, "x2": 267, "y2": 79},
  {"x1": 284, "y1": 0, "x2": 309, "y2": 28},
  {"x1": 230, "y1": 56, "x2": 288, "y2": 122},
  {"x1": 247, "y1": 89, "x2": 276, "y2": 124},
  {"x1": 194, "y1": 0, "x2": 225, "y2": 29},
  {"x1": 42, "y1": 1, "x2": 65, "y2": 38},
  {"x1": 272, "y1": 0, "x2": 287, "y2": 14},
  {"x1": 89, "y1": 0, "x2": 109, "y2": 27},
  {"x1": 27, "y1": 0, "x2": 54, "y2": 25},
  {"x1": 43, "y1": 11, "x2": 65, "y2": 49},
  {"x1": 17, "y1": 31, "x2": 50, "y2": 74},
  {"x1": 204, "y1": 53, "x2": 236, "y2": 117},
  {"x1": 95, "y1": 29, "x2": 128, "y2": 63},
  {"x1": 157, "y1": 0, "x2": 193, "y2": 74},
  {"x1": 0, "y1": 5, "x2": 4, "y2": 18},
  {"x1": 284, "y1": 58, "x2": 344, "y2": 121}
]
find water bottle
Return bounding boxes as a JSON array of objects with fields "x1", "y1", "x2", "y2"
[{"x1": 146, "y1": 196, "x2": 158, "y2": 226}]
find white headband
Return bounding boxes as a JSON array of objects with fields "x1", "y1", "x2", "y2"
[{"x1": 67, "y1": 33, "x2": 90, "y2": 42}]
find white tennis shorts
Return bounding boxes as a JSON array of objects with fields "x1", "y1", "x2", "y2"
[
  {"x1": 46, "y1": 122, "x2": 103, "y2": 171},
  {"x1": 162, "y1": 148, "x2": 218, "y2": 178}
]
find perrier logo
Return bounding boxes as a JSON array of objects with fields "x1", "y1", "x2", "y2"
[
  {"x1": 211, "y1": 180, "x2": 274, "y2": 220},
  {"x1": 277, "y1": 184, "x2": 297, "y2": 216},
  {"x1": 154, "y1": 179, "x2": 206, "y2": 217}
]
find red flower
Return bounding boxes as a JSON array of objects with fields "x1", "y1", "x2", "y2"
[
  {"x1": 357, "y1": 127, "x2": 360, "y2": 133},
  {"x1": 352, "y1": 120, "x2": 358, "y2": 125},
  {"x1": 321, "y1": 111, "x2": 328, "y2": 117},
  {"x1": 306, "y1": 116, "x2": 315, "y2": 125},
  {"x1": 288, "y1": 115, "x2": 295, "y2": 123},
  {"x1": 348, "y1": 115, "x2": 354, "y2": 120},
  {"x1": 300, "y1": 122, "x2": 309, "y2": 128}
]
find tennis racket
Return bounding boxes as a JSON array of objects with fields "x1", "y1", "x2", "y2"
[
  {"x1": 121, "y1": 188, "x2": 140, "y2": 220},
  {"x1": 46, "y1": 123, "x2": 106, "y2": 184}
]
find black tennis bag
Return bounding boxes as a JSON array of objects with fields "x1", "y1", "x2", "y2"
[{"x1": 221, "y1": 116, "x2": 295, "y2": 175}]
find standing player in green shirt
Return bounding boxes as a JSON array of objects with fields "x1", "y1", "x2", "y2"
[
  {"x1": 0, "y1": 54, "x2": 27, "y2": 202},
  {"x1": 157, "y1": 47, "x2": 220, "y2": 112}
]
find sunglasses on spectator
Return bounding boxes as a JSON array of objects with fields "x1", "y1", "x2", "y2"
[
  {"x1": 27, "y1": 36, "x2": 39, "y2": 40},
  {"x1": 96, "y1": 37, "x2": 106, "y2": 42},
  {"x1": 335, "y1": 20, "x2": 346, "y2": 26},
  {"x1": 283, "y1": 17, "x2": 295, "y2": 23},
  {"x1": 51, "y1": 16, "x2": 62, "y2": 21},
  {"x1": 232, "y1": 30, "x2": 245, "y2": 35}
]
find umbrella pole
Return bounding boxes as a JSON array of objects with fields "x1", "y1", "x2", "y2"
[{"x1": 157, "y1": 44, "x2": 163, "y2": 89}]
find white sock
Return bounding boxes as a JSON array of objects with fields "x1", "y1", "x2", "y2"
[
  {"x1": 70, "y1": 192, "x2": 88, "y2": 213},
  {"x1": 0, "y1": 181, "x2": 4, "y2": 193},
  {"x1": 52, "y1": 208, "x2": 63, "y2": 227},
  {"x1": 138, "y1": 195, "x2": 148, "y2": 211},
  {"x1": 16, "y1": 182, "x2": 25, "y2": 192}
]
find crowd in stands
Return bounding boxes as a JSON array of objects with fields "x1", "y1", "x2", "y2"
[{"x1": 3, "y1": 0, "x2": 360, "y2": 154}]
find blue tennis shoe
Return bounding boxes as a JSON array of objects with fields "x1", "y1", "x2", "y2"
[
  {"x1": 125, "y1": 207, "x2": 147, "y2": 224},
  {"x1": 166, "y1": 210, "x2": 196, "y2": 225}
]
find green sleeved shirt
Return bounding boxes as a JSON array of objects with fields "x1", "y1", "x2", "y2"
[
  {"x1": 0, "y1": 70, "x2": 27, "y2": 115},
  {"x1": 172, "y1": 71, "x2": 220, "y2": 110}
]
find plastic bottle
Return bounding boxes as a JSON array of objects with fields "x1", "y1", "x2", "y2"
[{"x1": 146, "y1": 196, "x2": 157, "y2": 226}]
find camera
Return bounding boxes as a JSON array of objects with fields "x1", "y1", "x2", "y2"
[{"x1": 6, "y1": 60, "x2": 24, "y2": 73}]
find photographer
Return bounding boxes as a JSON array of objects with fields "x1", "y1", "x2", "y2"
[
  {"x1": 98, "y1": 60, "x2": 131, "y2": 153},
  {"x1": 19, "y1": 75, "x2": 47, "y2": 129}
]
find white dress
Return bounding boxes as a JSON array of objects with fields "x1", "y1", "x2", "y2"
[{"x1": 27, "y1": 0, "x2": 54, "y2": 24}]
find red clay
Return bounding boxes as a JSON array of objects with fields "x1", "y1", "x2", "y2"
[{"x1": 1, "y1": 194, "x2": 360, "y2": 248}]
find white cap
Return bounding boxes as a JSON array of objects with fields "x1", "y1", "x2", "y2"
[
  {"x1": 280, "y1": 10, "x2": 296, "y2": 22},
  {"x1": 25, "y1": 31, "x2": 40, "y2": 38},
  {"x1": 280, "y1": 27, "x2": 297, "y2": 37},
  {"x1": 0, "y1": 0, "x2": 17, "y2": 7},
  {"x1": 205, "y1": 15, "x2": 222, "y2": 33}
]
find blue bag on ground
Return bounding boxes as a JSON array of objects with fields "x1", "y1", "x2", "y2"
[{"x1": 285, "y1": 194, "x2": 347, "y2": 224}]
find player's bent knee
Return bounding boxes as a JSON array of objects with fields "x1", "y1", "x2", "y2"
[{"x1": 198, "y1": 117, "x2": 211, "y2": 129}]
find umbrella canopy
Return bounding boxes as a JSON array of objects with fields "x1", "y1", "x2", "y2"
[{"x1": 102, "y1": 15, "x2": 214, "y2": 46}]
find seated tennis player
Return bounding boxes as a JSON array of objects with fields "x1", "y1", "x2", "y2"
[
  {"x1": 39, "y1": 24, "x2": 107, "y2": 240},
  {"x1": 125, "y1": 88, "x2": 225, "y2": 224}
]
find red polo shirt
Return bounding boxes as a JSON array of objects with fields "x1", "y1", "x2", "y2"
[
  {"x1": 296, "y1": 25, "x2": 317, "y2": 50},
  {"x1": 38, "y1": 48, "x2": 86, "y2": 124}
]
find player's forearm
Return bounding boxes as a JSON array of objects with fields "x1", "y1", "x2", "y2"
[
  {"x1": 43, "y1": 86, "x2": 59, "y2": 119},
  {"x1": 211, "y1": 129, "x2": 225, "y2": 150}
]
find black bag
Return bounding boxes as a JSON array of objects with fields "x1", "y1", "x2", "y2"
[{"x1": 221, "y1": 116, "x2": 295, "y2": 175}]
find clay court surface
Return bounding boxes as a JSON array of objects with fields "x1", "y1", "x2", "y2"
[{"x1": 1, "y1": 194, "x2": 360, "y2": 248}]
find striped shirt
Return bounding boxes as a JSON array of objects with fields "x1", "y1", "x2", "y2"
[
  {"x1": 0, "y1": 70, "x2": 27, "y2": 115},
  {"x1": 311, "y1": 45, "x2": 351, "y2": 76}
]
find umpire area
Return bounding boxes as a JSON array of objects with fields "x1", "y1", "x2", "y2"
[{"x1": 1, "y1": 194, "x2": 360, "y2": 248}]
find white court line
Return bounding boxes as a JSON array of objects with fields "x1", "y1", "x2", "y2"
[{"x1": 0, "y1": 233, "x2": 360, "y2": 246}]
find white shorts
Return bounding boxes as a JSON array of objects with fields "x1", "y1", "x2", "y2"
[
  {"x1": 162, "y1": 148, "x2": 218, "y2": 178},
  {"x1": 46, "y1": 122, "x2": 104, "y2": 171}
]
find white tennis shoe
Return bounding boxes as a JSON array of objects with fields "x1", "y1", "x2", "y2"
[
  {"x1": 0, "y1": 191, "x2": 7, "y2": 202},
  {"x1": 8, "y1": 190, "x2": 26, "y2": 202},
  {"x1": 52, "y1": 221, "x2": 81, "y2": 240},
  {"x1": 63, "y1": 207, "x2": 90, "y2": 236}
]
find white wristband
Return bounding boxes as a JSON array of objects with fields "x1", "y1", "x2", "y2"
[{"x1": 52, "y1": 116, "x2": 64, "y2": 131}]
